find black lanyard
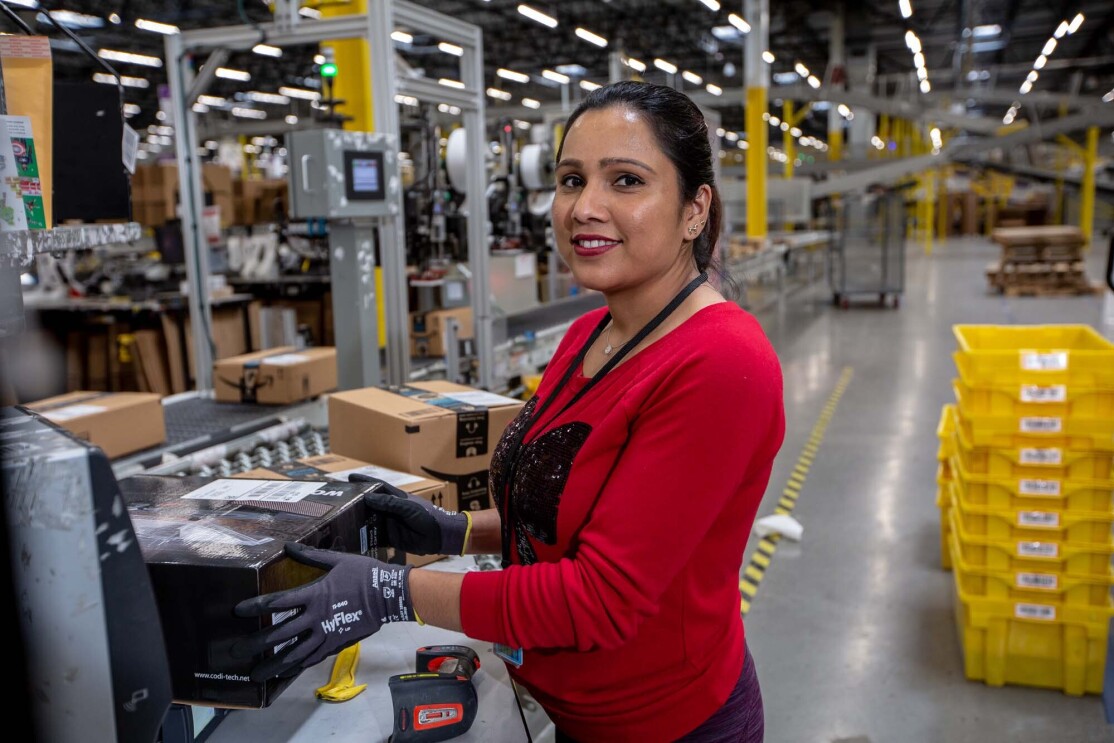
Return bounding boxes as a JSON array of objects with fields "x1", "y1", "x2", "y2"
[{"x1": 500, "y1": 272, "x2": 708, "y2": 568}]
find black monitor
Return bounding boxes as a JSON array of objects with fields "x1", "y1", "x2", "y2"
[
  {"x1": 0, "y1": 407, "x2": 172, "y2": 742},
  {"x1": 344, "y1": 150, "x2": 386, "y2": 201}
]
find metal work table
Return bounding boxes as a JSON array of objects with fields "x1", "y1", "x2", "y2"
[{"x1": 202, "y1": 557, "x2": 530, "y2": 743}]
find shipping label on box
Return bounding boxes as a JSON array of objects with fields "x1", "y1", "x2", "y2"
[
  {"x1": 233, "y1": 453, "x2": 450, "y2": 567},
  {"x1": 329, "y1": 381, "x2": 524, "y2": 513},
  {"x1": 123, "y1": 475, "x2": 385, "y2": 708}
]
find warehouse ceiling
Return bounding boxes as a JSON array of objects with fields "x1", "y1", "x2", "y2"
[{"x1": 3, "y1": 0, "x2": 1113, "y2": 140}]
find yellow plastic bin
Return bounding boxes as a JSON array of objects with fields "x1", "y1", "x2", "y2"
[
  {"x1": 954, "y1": 369, "x2": 1114, "y2": 421},
  {"x1": 949, "y1": 527, "x2": 1114, "y2": 607},
  {"x1": 938, "y1": 485, "x2": 953, "y2": 571},
  {"x1": 950, "y1": 411, "x2": 1114, "y2": 481},
  {"x1": 948, "y1": 482, "x2": 1114, "y2": 546},
  {"x1": 949, "y1": 537, "x2": 1114, "y2": 695},
  {"x1": 953, "y1": 324, "x2": 1114, "y2": 388},
  {"x1": 954, "y1": 383, "x2": 1114, "y2": 450},
  {"x1": 949, "y1": 509, "x2": 1114, "y2": 578},
  {"x1": 950, "y1": 454, "x2": 1114, "y2": 513},
  {"x1": 938, "y1": 404, "x2": 959, "y2": 461}
]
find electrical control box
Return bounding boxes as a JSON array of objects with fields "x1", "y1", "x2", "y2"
[{"x1": 286, "y1": 129, "x2": 401, "y2": 219}]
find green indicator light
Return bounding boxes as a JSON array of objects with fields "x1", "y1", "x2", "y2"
[{"x1": 320, "y1": 62, "x2": 338, "y2": 78}]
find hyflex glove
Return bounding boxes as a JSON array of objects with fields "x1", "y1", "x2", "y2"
[
  {"x1": 361, "y1": 478, "x2": 472, "y2": 556},
  {"x1": 232, "y1": 542, "x2": 415, "y2": 682}
]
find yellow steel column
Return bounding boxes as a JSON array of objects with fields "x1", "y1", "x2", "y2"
[
  {"x1": 1081, "y1": 126, "x2": 1098, "y2": 248},
  {"x1": 322, "y1": 0, "x2": 374, "y2": 131},
  {"x1": 744, "y1": 0, "x2": 769, "y2": 241},
  {"x1": 783, "y1": 100, "x2": 795, "y2": 179},
  {"x1": 829, "y1": 127, "x2": 843, "y2": 163},
  {"x1": 746, "y1": 87, "x2": 768, "y2": 240}
]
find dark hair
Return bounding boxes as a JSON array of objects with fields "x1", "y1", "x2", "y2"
[{"x1": 556, "y1": 80, "x2": 724, "y2": 277}]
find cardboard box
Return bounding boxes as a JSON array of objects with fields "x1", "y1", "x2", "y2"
[
  {"x1": 410, "y1": 307, "x2": 474, "y2": 358},
  {"x1": 233, "y1": 453, "x2": 449, "y2": 568},
  {"x1": 23, "y1": 391, "x2": 165, "y2": 458},
  {"x1": 132, "y1": 163, "x2": 234, "y2": 228},
  {"x1": 122, "y1": 475, "x2": 387, "y2": 708},
  {"x1": 213, "y1": 346, "x2": 336, "y2": 404},
  {"x1": 329, "y1": 382, "x2": 524, "y2": 512}
]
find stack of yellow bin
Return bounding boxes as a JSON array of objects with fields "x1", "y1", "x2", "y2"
[{"x1": 943, "y1": 325, "x2": 1114, "y2": 695}]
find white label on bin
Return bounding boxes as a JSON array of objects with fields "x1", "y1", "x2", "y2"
[
  {"x1": 1020, "y1": 447, "x2": 1063, "y2": 465},
  {"x1": 42, "y1": 404, "x2": 108, "y2": 422},
  {"x1": 1019, "y1": 478, "x2": 1062, "y2": 497},
  {"x1": 1018, "y1": 510, "x2": 1060, "y2": 527},
  {"x1": 1020, "y1": 351, "x2": 1068, "y2": 371},
  {"x1": 326, "y1": 465, "x2": 425, "y2": 488},
  {"x1": 1016, "y1": 572, "x2": 1059, "y2": 590},
  {"x1": 1017, "y1": 541, "x2": 1059, "y2": 558},
  {"x1": 182, "y1": 479, "x2": 328, "y2": 502},
  {"x1": 1020, "y1": 384, "x2": 1067, "y2": 403},
  {"x1": 1020, "y1": 416, "x2": 1062, "y2": 433},
  {"x1": 1014, "y1": 602, "x2": 1057, "y2": 621}
]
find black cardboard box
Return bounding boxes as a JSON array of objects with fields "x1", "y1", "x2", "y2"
[{"x1": 122, "y1": 475, "x2": 387, "y2": 708}]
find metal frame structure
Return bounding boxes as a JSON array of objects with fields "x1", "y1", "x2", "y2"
[{"x1": 165, "y1": 3, "x2": 492, "y2": 391}]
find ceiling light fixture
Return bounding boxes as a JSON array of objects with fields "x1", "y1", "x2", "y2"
[
  {"x1": 279, "y1": 86, "x2": 321, "y2": 101},
  {"x1": 580, "y1": 80, "x2": 601, "y2": 92},
  {"x1": 517, "y1": 4, "x2": 558, "y2": 29},
  {"x1": 625, "y1": 57, "x2": 647, "y2": 72},
  {"x1": 438, "y1": 78, "x2": 466, "y2": 89},
  {"x1": 232, "y1": 107, "x2": 267, "y2": 119},
  {"x1": 699, "y1": 0, "x2": 721, "y2": 10},
  {"x1": 682, "y1": 70, "x2": 703, "y2": 85},
  {"x1": 575, "y1": 27, "x2": 607, "y2": 47},
  {"x1": 522, "y1": 97, "x2": 541, "y2": 109},
  {"x1": 497, "y1": 68, "x2": 530, "y2": 83},
  {"x1": 762, "y1": 51, "x2": 775, "y2": 64},
  {"x1": 899, "y1": 0, "x2": 912, "y2": 19},
  {"x1": 486, "y1": 87, "x2": 513, "y2": 100},
  {"x1": 252, "y1": 44, "x2": 282, "y2": 58},
  {"x1": 391, "y1": 31, "x2": 413, "y2": 44},
  {"x1": 728, "y1": 13, "x2": 751, "y2": 34},
  {"x1": 438, "y1": 41, "x2": 464, "y2": 56},
  {"x1": 216, "y1": 67, "x2": 251, "y2": 82},
  {"x1": 93, "y1": 72, "x2": 149, "y2": 88},
  {"x1": 542, "y1": 69, "x2": 570, "y2": 84},
  {"x1": 134, "y1": 18, "x2": 179, "y2": 34},
  {"x1": 98, "y1": 49, "x2": 163, "y2": 68},
  {"x1": 654, "y1": 58, "x2": 678, "y2": 74},
  {"x1": 706, "y1": 83, "x2": 723, "y2": 96}
]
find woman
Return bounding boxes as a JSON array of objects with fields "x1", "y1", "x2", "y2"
[{"x1": 233, "y1": 81, "x2": 784, "y2": 742}]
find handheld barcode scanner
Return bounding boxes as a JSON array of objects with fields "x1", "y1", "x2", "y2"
[{"x1": 389, "y1": 645, "x2": 481, "y2": 743}]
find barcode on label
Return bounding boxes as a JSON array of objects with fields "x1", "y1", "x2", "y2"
[
  {"x1": 1016, "y1": 572, "x2": 1059, "y2": 590},
  {"x1": 1020, "y1": 447, "x2": 1063, "y2": 465},
  {"x1": 1014, "y1": 602, "x2": 1056, "y2": 621},
  {"x1": 1019, "y1": 478, "x2": 1062, "y2": 496},
  {"x1": 1020, "y1": 417, "x2": 1062, "y2": 433},
  {"x1": 1018, "y1": 510, "x2": 1060, "y2": 527},
  {"x1": 1017, "y1": 541, "x2": 1059, "y2": 558},
  {"x1": 1020, "y1": 351, "x2": 1068, "y2": 371},
  {"x1": 1020, "y1": 384, "x2": 1067, "y2": 403}
]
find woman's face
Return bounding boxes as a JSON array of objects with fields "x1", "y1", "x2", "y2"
[{"x1": 552, "y1": 106, "x2": 698, "y2": 294}]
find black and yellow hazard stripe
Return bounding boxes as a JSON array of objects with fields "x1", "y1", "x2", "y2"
[{"x1": 740, "y1": 367, "x2": 853, "y2": 615}]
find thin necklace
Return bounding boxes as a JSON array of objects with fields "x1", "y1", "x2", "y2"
[{"x1": 602, "y1": 322, "x2": 624, "y2": 355}]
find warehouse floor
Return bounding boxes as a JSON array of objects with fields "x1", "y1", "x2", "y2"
[{"x1": 744, "y1": 235, "x2": 1113, "y2": 743}]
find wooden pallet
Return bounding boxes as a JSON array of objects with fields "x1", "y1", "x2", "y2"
[{"x1": 986, "y1": 259, "x2": 1099, "y2": 296}]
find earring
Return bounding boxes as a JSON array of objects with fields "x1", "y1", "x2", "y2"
[{"x1": 688, "y1": 225, "x2": 699, "y2": 235}]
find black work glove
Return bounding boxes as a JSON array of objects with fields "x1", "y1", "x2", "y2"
[
  {"x1": 232, "y1": 542, "x2": 416, "y2": 682},
  {"x1": 359, "y1": 477, "x2": 472, "y2": 556}
]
